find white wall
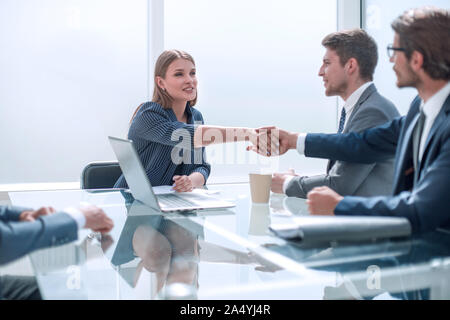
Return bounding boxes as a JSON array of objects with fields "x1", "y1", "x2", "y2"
[
  {"x1": 0, "y1": 0, "x2": 149, "y2": 184},
  {"x1": 338, "y1": 0, "x2": 361, "y2": 30},
  {"x1": 363, "y1": 0, "x2": 449, "y2": 115},
  {"x1": 164, "y1": 0, "x2": 338, "y2": 182},
  {"x1": 1, "y1": 0, "x2": 377, "y2": 185}
]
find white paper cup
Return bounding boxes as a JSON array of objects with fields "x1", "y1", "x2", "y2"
[{"x1": 249, "y1": 173, "x2": 272, "y2": 203}]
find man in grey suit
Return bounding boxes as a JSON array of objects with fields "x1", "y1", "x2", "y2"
[
  {"x1": 0, "y1": 204, "x2": 114, "y2": 299},
  {"x1": 271, "y1": 29, "x2": 400, "y2": 198}
]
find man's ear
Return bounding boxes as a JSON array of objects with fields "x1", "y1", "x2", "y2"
[
  {"x1": 409, "y1": 50, "x2": 424, "y2": 72},
  {"x1": 346, "y1": 57, "x2": 359, "y2": 76}
]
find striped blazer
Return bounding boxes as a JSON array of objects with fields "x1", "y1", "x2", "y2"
[{"x1": 114, "y1": 102, "x2": 211, "y2": 188}]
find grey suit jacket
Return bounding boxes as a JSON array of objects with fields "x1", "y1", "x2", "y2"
[
  {"x1": 0, "y1": 205, "x2": 78, "y2": 265},
  {"x1": 285, "y1": 84, "x2": 400, "y2": 198}
]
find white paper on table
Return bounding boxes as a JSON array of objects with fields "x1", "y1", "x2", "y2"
[
  {"x1": 152, "y1": 186, "x2": 221, "y2": 196},
  {"x1": 152, "y1": 185, "x2": 175, "y2": 195}
]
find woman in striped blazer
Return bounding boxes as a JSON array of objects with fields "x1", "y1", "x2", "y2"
[{"x1": 114, "y1": 50, "x2": 263, "y2": 192}]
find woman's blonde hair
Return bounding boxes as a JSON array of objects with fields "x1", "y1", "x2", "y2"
[{"x1": 130, "y1": 50, "x2": 197, "y2": 123}]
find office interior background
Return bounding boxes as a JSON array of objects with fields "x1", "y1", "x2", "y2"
[
  {"x1": 0, "y1": 0, "x2": 448, "y2": 288},
  {"x1": 0, "y1": 0, "x2": 447, "y2": 191}
]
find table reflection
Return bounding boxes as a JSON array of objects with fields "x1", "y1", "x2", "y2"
[
  {"x1": 14, "y1": 186, "x2": 450, "y2": 300},
  {"x1": 248, "y1": 204, "x2": 271, "y2": 236},
  {"x1": 104, "y1": 196, "x2": 276, "y2": 299},
  {"x1": 257, "y1": 229, "x2": 450, "y2": 300}
]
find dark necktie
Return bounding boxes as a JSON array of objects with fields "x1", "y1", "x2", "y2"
[
  {"x1": 412, "y1": 109, "x2": 426, "y2": 184},
  {"x1": 338, "y1": 107, "x2": 347, "y2": 134},
  {"x1": 327, "y1": 108, "x2": 347, "y2": 173}
]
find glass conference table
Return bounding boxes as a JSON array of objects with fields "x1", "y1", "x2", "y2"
[{"x1": 7, "y1": 183, "x2": 450, "y2": 300}]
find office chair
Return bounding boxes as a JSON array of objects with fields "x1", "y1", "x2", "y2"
[{"x1": 80, "y1": 161, "x2": 122, "y2": 189}]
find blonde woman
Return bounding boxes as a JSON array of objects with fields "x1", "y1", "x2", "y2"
[{"x1": 114, "y1": 50, "x2": 267, "y2": 192}]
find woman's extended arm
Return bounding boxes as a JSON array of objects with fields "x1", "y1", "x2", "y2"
[
  {"x1": 194, "y1": 125, "x2": 266, "y2": 148},
  {"x1": 131, "y1": 106, "x2": 265, "y2": 150}
]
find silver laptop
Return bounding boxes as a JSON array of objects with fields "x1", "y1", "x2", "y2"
[{"x1": 108, "y1": 136, "x2": 235, "y2": 212}]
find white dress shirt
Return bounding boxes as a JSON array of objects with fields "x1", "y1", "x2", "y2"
[
  {"x1": 282, "y1": 82, "x2": 373, "y2": 193},
  {"x1": 418, "y1": 81, "x2": 450, "y2": 161},
  {"x1": 340, "y1": 81, "x2": 374, "y2": 130},
  {"x1": 63, "y1": 207, "x2": 86, "y2": 229}
]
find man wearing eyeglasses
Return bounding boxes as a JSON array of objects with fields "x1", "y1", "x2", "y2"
[
  {"x1": 254, "y1": 7, "x2": 450, "y2": 234},
  {"x1": 271, "y1": 29, "x2": 399, "y2": 199}
]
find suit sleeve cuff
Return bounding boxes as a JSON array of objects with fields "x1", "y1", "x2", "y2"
[
  {"x1": 63, "y1": 207, "x2": 86, "y2": 230},
  {"x1": 7, "y1": 206, "x2": 33, "y2": 221},
  {"x1": 282, "y1": 176, "x2": 295, "y2": 194},
  {"x1": 296, "y1": 133, "x2": 307, "y2": 155}
]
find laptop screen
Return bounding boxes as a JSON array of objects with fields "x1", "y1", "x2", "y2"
[{"x1": 108, "y1": 136, "x2": 161, "y2": 211}]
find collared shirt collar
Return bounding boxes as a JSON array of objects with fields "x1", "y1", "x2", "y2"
[
  {"x1": 343, "y1": 81, "x2": 373, "y2": 115},
  {"x1": 418, "y1": 81, "x2": 450, "y2": 159},
  {"x1": 421, "y1": 81, "x2": 450, "y2": 118}
]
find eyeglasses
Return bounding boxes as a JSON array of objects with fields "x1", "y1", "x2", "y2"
[{"x1": 387, "y1": 44, "x2": 406, "y2": 58}]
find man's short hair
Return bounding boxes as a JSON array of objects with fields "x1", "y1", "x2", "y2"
[
  {"x1": 391, "y1": 6, "x2": 450, "y2": 80},
  {"x1": 322, "y1": 29, "x2": 378, "y2": 81}
]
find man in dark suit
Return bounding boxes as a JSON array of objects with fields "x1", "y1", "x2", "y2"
[
  {"x1": 255, "y1": 7, "x2": 450, "y2": 234},
  {"x1": 271, "y1": 29, "x2": 399, "y2": 198},
  {"x1": 0, "y1": 204, "x2": 114, "y2": 299}
]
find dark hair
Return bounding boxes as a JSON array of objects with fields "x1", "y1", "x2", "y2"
[
  {"x1": 391, "y1": 6, "x2": 450, "y2": 80},
  {"x1": 322, "y1": 29, "x2": 378, "y2": 81}
]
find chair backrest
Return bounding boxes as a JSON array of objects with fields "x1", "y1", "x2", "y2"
[{"x1": 80, "y1": 161, "x2": 123, "y2": 189}]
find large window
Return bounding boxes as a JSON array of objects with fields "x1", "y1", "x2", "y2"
[
  {"x1": 165, "y1": 0, "x2": 338, "y2": 182},
  {"x1": 1, "y1": 0, "x2": 340, "y2": 185},
  {"x1": 364, "y1": 0, "x2": 449, "y2": 115},
  {"x1": 0, "y1": 0, "x2": 149, "y2": 184}
]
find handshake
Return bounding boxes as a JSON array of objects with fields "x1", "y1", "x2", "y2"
[
  {"x1": 246, "y1": 126, "x2": 299, "y2": 157},
  {"x1": 245, "y1": 126, "x2": 344, "y2": 216}
]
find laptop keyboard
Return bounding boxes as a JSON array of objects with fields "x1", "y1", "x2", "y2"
[{"x1": 157, "y1": 194, "x2": 198, "y2": 208}]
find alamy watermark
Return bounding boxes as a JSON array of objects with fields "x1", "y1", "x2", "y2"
[
  {"x1": 66, "y1": 265, "x2": 81, "y2": 290},
  {"x1": 170, "y1": 124, "x2": 280, "y2": 171},
  {"x1": 366, "y1": 265, "x2": 381, "y2": 290}
]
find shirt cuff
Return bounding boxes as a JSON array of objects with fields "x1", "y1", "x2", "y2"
[
  {"x1": 191, "y1": 167, "x2": 210, "y2": 185},
  {"x1": 296, "y1": 133, "x2": 307, "y2": 155},
  {"x1": 282, "y1": 176, "x2": 295, "y2": 194},
  {"x1": 63, "y1": 207, "x2": 86, "y2": 230}
]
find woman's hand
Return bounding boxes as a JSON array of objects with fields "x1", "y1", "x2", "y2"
[{"x1": 172, "y1": 175, "x2": 194, "y2": 192}]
